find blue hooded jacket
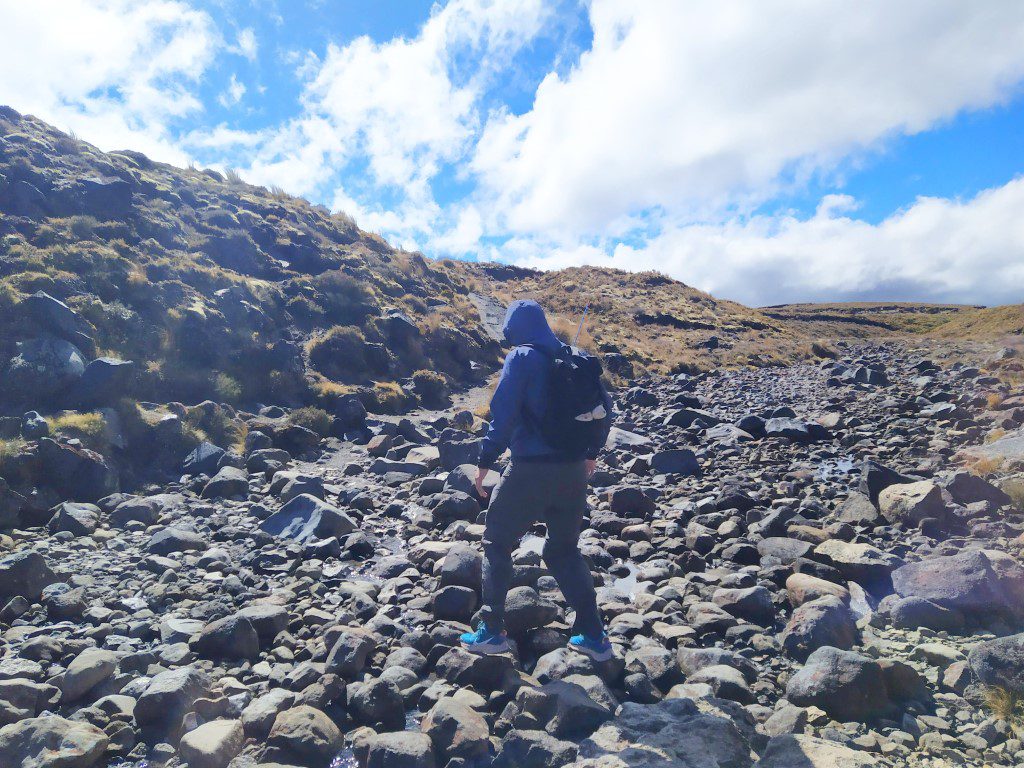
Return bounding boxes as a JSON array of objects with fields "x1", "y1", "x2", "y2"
[{"x1": 477, "y1": 300, "x2": 613, "y2": 469}]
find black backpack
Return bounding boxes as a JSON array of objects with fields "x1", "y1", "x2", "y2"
[{"x1": 525, "y1": 344, "x2": 609, "y2": 455}]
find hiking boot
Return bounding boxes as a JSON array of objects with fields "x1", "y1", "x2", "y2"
[
  {"x1": 568, "y1": 632, "x2": 614, "y2": 661},
  {"x1": 460, "y1": 623, "x2": 510, "y2": 655}
]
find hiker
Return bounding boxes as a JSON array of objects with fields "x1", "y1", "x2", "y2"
[{"x1": 460, "y1": 299, "x2": 615, "y2": 661}]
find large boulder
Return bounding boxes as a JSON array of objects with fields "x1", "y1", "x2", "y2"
[
  {"x1": 0, "y1": 715, "x2": 108, "y2": 768},
  {"x1": 650, "y1": 449, "x2": 700, "y2": 476},
  {"x1": 0, "y1": 477, "x2": 26, "y2": 529},
  {"x1": 891, "y1": 549, "x2": 1024, "y2": 621},
  {"x1": 134, "y1": 666, "x2": 212, "y2": 732},
  {"x1": 572, "y1": 697, "x2": 755, "y2": 767},
  {"x1": 268, "y1": 706, "x2": 344, "y2": 765},
  {"x1": 179, "y1": 719, "x2": 244, "y2": 768},
  {"x1": 518, "y1": 680, "x2": 613, "y2": 739},
  {"x1": 4, "y1": 336, "x2": 86, "y2": 402},
  {"x1": 786, "y1": 647, "x2": 889, "y2": 722},
  {"x1": 942, "y1": 471, "x2": 1012, "y2": 508},
  {"x1": 192, "y1": 614, "x2": 260, "y2": 661},
  {"x1": 755, "y1": 734, "x2": 879, "y2": 767},
  {"x1": 60, "y1": 648, "x2": 118, "y2": 703},
  {"x1": 365, "y1": 732, "x2": 436, "y2": 768},
  {"x1": 494, "y1": 729, "x2": 577, "y2": 768},
  {"x1": 968, "y1": 633, "x2": 1024, "y2": 695},
  {"x1": 857, "y1": 460, "x2": 912, "y2": 506},
  {"x1": 37, "y1": 438, "x2": 117, "y2": 502},
  {"x1": 422, "y1": 697, "x2": 490, "y2": 762},
  {"x1": 0, "y1": 550, "x2": 58, "y2": 602},
  {"x1": 260, "y1": 494, "x2": 356, "y2": 543},
  {"x1": 201, "y1": 466, "x2": 250, "y2": 499},
  {"x1": 182, "y1": 442, "x2": 225, "y2": 476},
  {"x1": 877, "y1": 481, "x2": 946, "y2": 527},
  {"x1": 75, "y1": 357, "x2": 134, "y2": 407},
  {"x1": 781, "y1": 596, "x2": 859, "y2": 662}
]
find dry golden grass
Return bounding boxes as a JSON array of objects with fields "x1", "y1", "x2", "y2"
[
  {"x1": 50, "y1": 412, "x2": 108, "y2": 450},
  {"x1": 984, "y1": 686, "x2": 1024, "y2": 736},
  {"x1": 964, "y1": 456, "x2": 1005, "y2": 476},
  {"x1": 988, "y1": 393, "x2": 1006, "y2": 409}
]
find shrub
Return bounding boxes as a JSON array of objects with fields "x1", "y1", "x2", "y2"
[
  {"x1": 987, "y1": 393, "x2": 1005, "y2": 409},
  {"x1": 0, "y1": 437, "x2": 27, "y2": 476},
  {"x1": 286, "y1": 295, "x2": 326, "y2": 327},
  {"x1": 184, "y1": 403, "x2": 243, "y2": 449},
  {"x1": 313, "y1": 270, "x2": 376, "y2": 324},
  {"x1": 984, "y1": 685, "x2": 1024, "y2": 736},
  {"x1": 308, "y1": 325, "x2": 367, "y2": 382},
  {"x1": 50, "y1": 412, "x2": 108, "y2": 451},
  {"x1": 70, "y1": 216, "x2": 100, "y2": 240},
  {"x1": 370, "y1": 381, "x2": 407, "y2": 414},
  {"x1": 289, "y1": 406, "x2": 333, "y2": 437},
  {"x1": 213, "y1": 372, "x2": 242, "y2": 404},
  {"x1": 412, "y1": 369, "x2": 448, "y2": 408}
]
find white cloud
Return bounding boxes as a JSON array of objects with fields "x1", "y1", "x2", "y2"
[
  {"x1": 0, "y1": 0, "x2": 219, "y2": 164},
  {"x1": 223, "y1": 0, "x2": 551, "y2": 215},
  {"x1": 218, "y1": 74, "x2": 247, "y2": 107},
  {"x1": 513, "y1": 177, "x2": 1024, "y2": 306},
  {"x1": 472, "y1": 0, "x2": 1024, "y2": 238},
  {"x1": 233, "y1": 27, "x2": 258, "y2": 61}
]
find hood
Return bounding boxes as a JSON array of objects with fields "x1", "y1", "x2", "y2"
[{"x1": 502, "y1": 300, "x2": 561, "y2": 349}]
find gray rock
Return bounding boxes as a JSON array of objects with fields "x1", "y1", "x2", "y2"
[
  {"x1": 47, "y1": 502, "x2": 99, "y2": 536},
  {"x1": 891, "y1": 548, "x2": 1024, "y2": 620},
  {"x1": 786, "y1": 647, "x2": 890, "y2": 722},
  {"x1": 268, "y1": 705, "x2": 344, "y2": 764},
  {"x1": 366, "y1": 731, "x2": 436, "y2": 768},
  {"x1": 781, "y1": 596, "x2": 859, "y2": 662},
  {"x1": 422, "y1": 696, "x2": 489, "y2": 761},
  {"x1": 179, "y1": 719, "x2": 244, "y2": 768},
  {"x1": 60, "y1": 648, "x2": 117, "y2": 703},
  {"x1": 0, "y1": 715, "x2": 108, "y2": 768},
  {"x1": 968, "y1": 633, "x2": 1024, "y2": 696},
  {"x1": 0, "y1": 550, "x2": 58, "y2": 602},
  {"x1": 202, "y1": 466, "x2": 250, "y2": 498},
  {"x1": 495, "y1": 729, "x2": 577, "y2": 768},
  {"x1": 260, "y1": 493, "x2": 356, "y2": 542},
  {"x1": 756, "y1": 734, "x2": 879, "y2": 767}
]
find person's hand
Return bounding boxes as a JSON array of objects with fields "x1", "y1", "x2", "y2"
[
  {"x1": 474, "y1": 467, "x2": 490, "y2": 498},
  {"x1": 585, "y1": 459, "x2": 597, "y2": 478}
]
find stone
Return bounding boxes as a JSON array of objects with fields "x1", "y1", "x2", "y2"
[
  {"x1": 37, "y1": 438, "x2": 117, "y2": 502},
  {"x1": 756, "y1": 734, "x2": 879, "y2": 767},
  {"x1": 4, "y1": 336, "x2": 86, "y2": 401},
  {"x1": 858, "y1": 460, "x2": 912, "y2": 506},
  {"x1": 0, "y1": 715, "x2": 108, "y2": 768},
  {"x1": 889, "y1": 596, "x2": 964, "y2": 632},
  {"x1": 436, "y1": 647, "x2": 515, "y2": 691},
  {"x1": 573, "y1": 698, "x2": 755, "y2": 768},
  {"x1": 260, "y1": 494, "x2": 356, "y2": 542},
  {"x1": 812, "y1": 540, "x2": 900, "y2": 592},
  {"x1": 47, "y1": 502, "x2": 100, "y2": 537},
  {"x1": 0, "y1": 550, "x2": 58, "y2": 602},
  {"x1": 348, "y1": 677, "x2": 405, "y2": 730},
  {"x1": 518, "y1": 680, "x2": 613, "y2": 739},
  {"x1": 943, "y1": 470, "x2": 1013, "y2": 507},
  {"x1": 786, "y1": 647, "x2": 890, "y2": 722},
  {"x1": 785, "y1": 573, "x2": 850, "y2": 608},
  {"x1": 505, "y1": 586, "x2": 559, "y2": 635},
  {"x1": 326, "y1": 629, "x2": 377, "y2": 678},
  {"x1": 135, "y1": 666, "x2": 212, "y2": 731},
  {"x1": 268, "y1": 706, "x2": 344, "y2": 764},
  {"x1": 148, "y1": 527, "x2": 208, "y2": 555},
  {"x1": 422, "y1": 697, "x2": 490, "y2": 761},
  {"x1": 494, "y1": 729, "x2": 577, "y2": 768},
  {"x1": 711, "y1": 585, "x2": 775, "y2": 625},
  {"x1": 179, "y1": 719, "x2": 244, "y2": 768},
  {"x1": 968, "y1": 633, "x2": 1024, "y2": 696},
  {"x1": 835, "y1": 492, "x2": 880, "y2": 526},
  {"x1": 877, "y1": 481, "x2": 946, "y2": 526},
  {"x1": 650, "y1": 449, "x2": 700, "y2": 476},
  {"x1": 439, "y1": 544, "x2": 482, "y2": 590},
  {"x1": 366, "y1": 732, "x2": 436, "y2": 768},
  {"x1": 60, "y1": 648, "x2": 117, "y2": 703},
  {"x1": 183, "y1": 442, "x2": 227, "y2": 476},
  {"x1": 781, "y1": 596, "x2": 859, "y2": 662},
  {"x1": 193, "y1": 614, "x2": 261, "y2": 661},
  {"x1": 891, "y1": 548, "x2": 1024, "y2": 619},
  {"x1": 202, "y1": 466, "x2": 250, "y2": 498}
]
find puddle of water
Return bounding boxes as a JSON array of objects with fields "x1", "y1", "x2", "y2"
[{"x1": 815, "y1": 457, "x2": 855, "y2": 481}]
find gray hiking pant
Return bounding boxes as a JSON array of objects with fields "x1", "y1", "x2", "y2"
[{"x1": 479, "y1": 460, "x2": 603, "y2": 638}]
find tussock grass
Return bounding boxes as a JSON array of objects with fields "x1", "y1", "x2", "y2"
[
  {"x1": 289, "y1": 406, "x2": 332, "y2": 437},
  {"x1": 984, "y1": 686, "x2": 1024, "y2": 736}
]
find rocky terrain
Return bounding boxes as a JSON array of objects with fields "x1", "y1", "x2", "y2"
[
  {"x1": 4, "y1": 104, "x2": 1024, "y2": 768},
  {"x1": 2, "y1": 335, "x2": 1024, "y2": 768}
]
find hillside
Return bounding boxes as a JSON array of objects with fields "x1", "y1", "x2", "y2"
[
  {"x1": 447, "y1": 262, "x2": 809, "y2": 376},
  {"x1": 0, "y1": 106, "x2": 818, "y2": 424}
]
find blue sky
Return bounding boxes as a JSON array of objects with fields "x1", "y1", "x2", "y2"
[{"x1": 2, "y1": 0, "x2": 1023, "y2": 306}]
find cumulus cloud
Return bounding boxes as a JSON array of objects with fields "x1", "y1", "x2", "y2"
[
  {"x1": 472, "y1": 0, "x2": 1024, "y2": 238},
  {"x1": 0, "y1": 0, "x2": 219, "y2": 164},
  {"x1": 513, "y1": 178, "x2": 1024, "y2": 306},
  {"x1": 226, "y1": 0, "x2": 551, "y2": 210}
]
